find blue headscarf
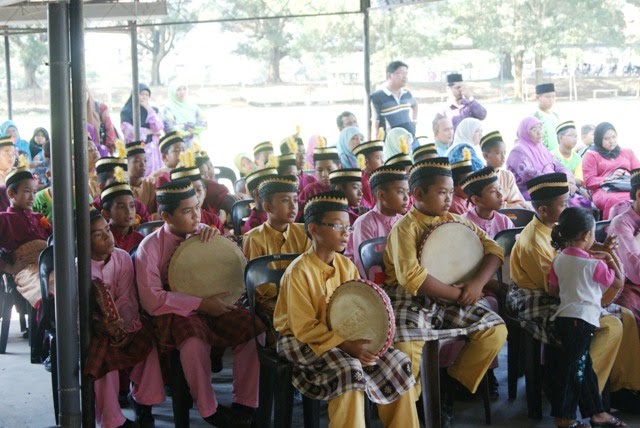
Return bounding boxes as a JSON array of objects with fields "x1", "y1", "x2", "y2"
[
  {"x1": 447, "y1": 143, "x2": 485, "y2": 172},
  {"x1": 337, "y1": 126, "x2": 363, "y2": 168},
  {"x1": 0, "y1": 120, "x2": 31, "y2": 161}
]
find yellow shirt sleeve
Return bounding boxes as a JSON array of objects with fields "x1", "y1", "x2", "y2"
[{"x1": 385, "y1": 223, "x2": 428, "y2": 296}]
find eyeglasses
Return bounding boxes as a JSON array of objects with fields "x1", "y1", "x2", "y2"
[{"x1": 318, "y1": 222, "x2": 353, "y2": 234}]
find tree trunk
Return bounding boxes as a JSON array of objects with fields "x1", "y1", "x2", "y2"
[
  {"x1": 498, "y1": 52, "x2": 514, "y2": 80},
  {"x1": 513, "y1": 51, "x2": 525, "y2": 100},
  {"x1": 534, "y1": 52, "x2": 544, "y2": 84},
  {"x1": 24, "y1": 66, "x2": 39, "y2": 89},
  {"x1": 151, "y1": 55, "x2": 162, "y2": 86},
  {"x1": 269, "y1": 47, "x2": 282, "y2": 83}
]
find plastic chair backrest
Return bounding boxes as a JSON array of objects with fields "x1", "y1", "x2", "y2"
[
  {"x1": 38, "y1": 246, "x2": 54, "y2": 314},
  {"x1": 498, "y1": 209, "x2": 535, "y2": 227},
  {"x1": 232, "y1": 199, "x2": 254, "y2": 236},
  {"x1": 595, "y1": 220, "x2": 611, "y2": 243},
  {"x1": 493, "y1": 227, "x2": 524, "y2": 288},
  {"x1": 358, "y1": 237, "x2": 387, "y2": 282},
  {"x1": 137, "y1": 220, "x2": 164, "y2": 237},
  {"x1": 47, "y1": 234, "x2": 54, "y2": 247},
  {"x1": 214, "y1": 166, "x2": 238, "y2": 192},
  {"x1": 244, "y1": 253, "x2": 300, "y2": 315}
]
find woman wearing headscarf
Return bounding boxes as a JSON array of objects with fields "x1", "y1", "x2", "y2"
[
  {"x1": 29, "y1": 127, "x2": 49, "y2": 160},
  {"x1": 234, "y1": 153, "x2": 256, "y2": 178},
  {"x1": 0, "y1": 120, "x2": 31, "y2": 161},
  {"x1": 507, "y1": 116, "x2": 576, "y2": 200},
  {"x1": 162, "y1": 82, "x2": 207, "y2": 145},
  {"x1": 582, "y1": 122, "x2": 640, "y2": 219},
  {"x1": 337, "y1": 126, "x2": 364, "y2": 168},
  {"x1": 383, "y1": 127, "x2": 413, "y2": 160},
  {"x1": 120, "y1": 83, "x2": 164, "y2": 175},
  {"x1": 446, "y1": 117, "x2": 485, "y2": 171},
  {"x1": 86, "y1": 91, "x2": 118, "y2": 155}
]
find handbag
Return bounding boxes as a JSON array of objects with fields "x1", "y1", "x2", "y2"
[{"x1": 601, "y1": 176, "x2": 631, "y2": 192}]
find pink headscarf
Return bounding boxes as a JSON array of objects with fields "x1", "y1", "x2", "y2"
[
  {"x1": 514, "y1": 116, "x2": 552, "y2": 169},
  {"x1": 306, "y1": 135, "x2": 320, "y2": 169}
]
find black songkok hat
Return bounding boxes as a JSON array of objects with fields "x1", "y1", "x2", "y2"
[
  {"x1": 5, "y1": 166, "x2": 33, "y2": 188},
  {"x1": 303, "y1": 191, "x2": 349, "y2": 222},
  {"x1": 0, "y1": 136, "x2": 15, "y2": 149},
  {"x1": 277, "y1": 153, "x2": 297, "y2": 168},
  {"x1": 126, "y1": 141, "x2": 145, "y2": 157},
  {"x1": 460, "y1": 166, "x2": 498, "y2": 197},
  {"x1": 313, "y1": 146, "x2": 340, "y2": 163},
  {"x1": 480, "y1": 131, "x2": 504, "y2": 149},
  {"x1": 556, "y1": 121, "x2": 576, "y2": 135},
  {"x1": 156, "y1": 178, "x2": 196, "y2": 205},
  {"x1": 245, "y1": 167, "x2": 278, "y2": 193},
  {"x1": 535, "y1": 83, "x2": 555, "y2": 95},
  {"x1": 195, "y1": 150, "x2": 210, "y2": 167},
  {"x1": 447, "y1": 73, "x2": 463, "y2": 85},
  {"x1": 450, "y1": 152, "x2": 474, "y2": 180},
  {"x1": 329, "y1": 169, "x2": 362, "y2": 186},
  {"x1": 171, "y1": 165, "x2": 202, "y2": 183},
  {"x1": 352, "y1": 140, "x2": 384, "y2": 157},
  {"x1": 631, "y1": 168, "x2": 640, "y2": 189},
  {"x1": 384, "y1": 153, "x2": 413, "y2": 169},
  {"x1": 96, "y1": 157, "x2": 128, "y2": 174},
  {"x1": 258, "y1": 175, "x2": 298, "y2": 200},
  {"x1": 369, "y1": 166, "x2": 407, "y2": 190},
  {"x1": 101, "y1": 181, "x2": 133, "y2": 205},
  {"x1": 409, "y1": 157, "x2": 452, "y2": 188},
  {"x1": 159, "y1": 131, "x2": 184, "y2": 154},
  {"x1": 253, "y1": 141, "x2": 274, "y2": 157},
  {"x1": 526, "y1": 173, "x2": 569, "y2": 201},
  {"x1": 412, "y1": 143, "x2": 438, "y2": 161}
]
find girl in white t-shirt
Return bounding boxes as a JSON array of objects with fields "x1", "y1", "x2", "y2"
[{"x1": 547, "y1": 207, "x2": 626, "y2": 428}]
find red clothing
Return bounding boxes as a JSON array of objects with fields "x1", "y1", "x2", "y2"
[
  {"x1": 348, "y1": 207, "x2": 360, "y2": 226},
  {"x1": 203, "y1": 179, "x2": 229, "y2": 215},
  {"x1": 449, "y1": 194, "x2": 471, "y2": 215},
  {"x1": 298, "y1": 171, "x2": 318, "y2": 192},
  {"x1": 154, "y1": 172, "x2": 170, "y2": 188},
  {"x1": 361, "y1": 170, "x2": 374, "y2": 209},
  {"x1": 0, "y1": 186, "x2": 8, "y2": 212},
  {"x1": 298, "y1": 181, "x2": 330, "y2": 208},
  {"x1": 110, "y1": 224, "x2": 144, "y2": 254},
  {"x1": 0, "y1": 207, "x2": 51, "y2": 269},
  {"x1": 92, "y1": 196, "x2": 150, "y2": 224},
  {"x1": 200, "y1": 208, "x2": 224, "y2": 232},
  {"x1": 243, "y1": 208, "x2": 268, "y2": 234}
]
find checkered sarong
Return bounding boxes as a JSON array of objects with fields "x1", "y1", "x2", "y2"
[
  {"x1": 277, "y1": 335, "x2": 415, "y2": 404},
  {"x1": 506, "y1": 283, "x2": 623, "y2": 346},
  {"x1": 383, "y1": 285, "x2": 504, "y2": 343}
]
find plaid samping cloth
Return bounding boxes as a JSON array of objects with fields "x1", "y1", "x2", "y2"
[
  {"x1": 277, "y1": 335, "x2": 415, "y2": 404},
  {"x1": 506, "y1": 283, "x2": 623, "y2": 346},
  {"x1": 382, "y1": 285, "x2": 505, "y2": 343}
]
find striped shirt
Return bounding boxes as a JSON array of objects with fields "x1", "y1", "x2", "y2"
[{"x1": 370, "y1": 87, "x2": 416, "y2": 136}]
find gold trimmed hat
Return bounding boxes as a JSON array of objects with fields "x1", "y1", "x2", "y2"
[
  {"x1": 171, "y1": 149, "x2": 201, "y2": 182},
  {"x1": 329, "y1": 168, "x2": 362, "y2": 186},
  {"x1": 0, "y1": 136, "x2": 15, "y2": 149},
  {"x1": 631, "y1": 168, "x2": 640, "y2": 189},
  {"x1": 277, "y1": 153, "x2": 297, "y2": 168},
  {"x1": 253, "y1": 141, "x2": 274, "y2": 157},
  {"x1": 156, "y1": 178, "x2": 196, "y2": 205},
  {"x1": 352, "y1": 140, "x2": 384, "y2": 157},
  {"x1": 5, "y1": 155, "x2": 32, "y2": 188},
  {"x1": 313, "y1": 146, "x2": 339, "y2": 163},
  {"x1": 450, "y1": 147, "x2": 474, "y2": 182},
  {"x1": 412, "y1": 143, "x2": 438, "y2": 162},
  {"x1": 409, "y1": 157, "x2": 452, "y2": 188},
  {"x1": 159, "y1": 131, "x2": 184, "y2": 153},
  {"x1": 195, "y1": 150, "x2": 210, "y2": 167},
  {"x1": 556, "y1": 121, "x2": 576, "y2": 135},
  {"x1": 96, "y1": 156, "x2": 128, "y2": 174},
  {"x1": 126, "y1": 141, "x2": 145, "y2": 157},
  {"x1": 369, "y1": 166, "x2": 407, "y2": 190},
  {"x1": 101, "y1": 178, "x2": 133, "y2": 206},
  {"x1": 245, "y1": 167, "x2": 278, "y2": 193},
  {"x1": 526, "y1": 173, "x2": 569, "y2": 201},
  {"x1": 384, "y1": 153, "x2": 412, "y2": 169},
  {"x1": 258, "y1": 175, "x2": 298, "y2": 199},
  {"x1": 460, "y1": 166, "x2": 498, "y2": 197},
  {"x1": 480, "y1": 131, "x2": 503, "y2": 149},
  {"x1": 303, "y1": 190, "x2": 349, "y2": 222}
]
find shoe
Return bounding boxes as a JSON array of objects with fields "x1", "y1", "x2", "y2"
[
  {"x1": 488, "y1": 369, "x2": 499, "y2": 400},
  {"x1": 117, "y1": 419, "x2": 138, "y2": 428},
  {"x1": 43, "y1": 355, "x2": 52, "y2": 373},
  {"x1": 231, "y1": 403, "x2": 256, "y2": 428},
  {"x1": 590, "y1": 416, "x2": 626, "y2": 427},
  {"x1": 128, "y1": 393, "x2": 155, "y2": 428},
  {"x1": 203, "y1": 404, "x2": 251, "y2": 427}
]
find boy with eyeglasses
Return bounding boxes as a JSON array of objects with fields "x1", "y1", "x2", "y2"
[{"x1": 274, "y1": 191, "x2": 416, "y2": 427}]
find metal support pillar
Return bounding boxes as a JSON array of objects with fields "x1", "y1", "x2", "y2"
[
  {"x1": 362, "y1": 0, "x2": 371, "y2": 139},
  {"x1": 48, "y1": 3, "x2": 81, "y2": 427},
  {"x1": 69, "y1": 0, "x2": 94, "y2": 425},
  {"x1": 130, "y1": 20, "x2": 140, "y2": 140},
  {"x1": 4, "y1": 34, "x2": 12, "y2": 119}
]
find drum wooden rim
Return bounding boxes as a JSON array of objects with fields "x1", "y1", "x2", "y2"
[{"x1": 327, "y1": 279, "x2": 395, "y2": 358}]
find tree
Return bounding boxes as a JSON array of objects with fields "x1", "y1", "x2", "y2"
[
  {"x1": 13, "y1": 33, "x2": 47, "y2": 89},
  {"x1": 137, "y1": 0, "x2": 195, "y2": 85},
  {"x1": 442, "y1": 0, "x2": 627, "y2": 99}
]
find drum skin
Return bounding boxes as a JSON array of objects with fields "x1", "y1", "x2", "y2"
[{"x1": 168, "y1": 235, "x2": 246, "y2": 304}]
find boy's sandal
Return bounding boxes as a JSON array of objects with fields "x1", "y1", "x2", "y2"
[
  {"x1": 555, "y1": 422, "x2": 590, "y2": 428},
  {"x1": 590, "y1": 417, "x2": 626, "y2": 427}
]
